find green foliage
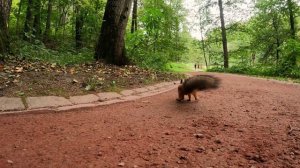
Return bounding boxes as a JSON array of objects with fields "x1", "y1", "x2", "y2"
[
  {"x1": 126, "y1": 0, "x2": 187, "y2": 70},
  {"x1": 12, "y1": 39, "x2": 94, "y2": 65},
  {"x1": 128, "y1": 47, "x2": 170, "y2": 70},
  {"x1": 202, "y1": 0, "x2": 300, "y2": 79},
  {"x1": 4, "y1": 0, "x2": 299, "y2": 80},
  {"x1": 165, "y1": 62, "x2": 195, "y2": 73},
  {"x1": 179, "y1": 32, "x2": 203, "y2": 63},
  {"x1": 208, "y1": 64, "x2": 300, "y2": 79},
  {"x1": 9, "y1": 0, "x2": 105, "y2": 47}
]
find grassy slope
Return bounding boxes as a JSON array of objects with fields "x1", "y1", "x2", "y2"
[{"x1": 165, "y1": 62, "x2": 196, "y2": 73}]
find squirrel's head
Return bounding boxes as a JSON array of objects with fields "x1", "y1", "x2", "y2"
[{"x1": 176, "y1": 84, "x2": 184, "y2": 101}]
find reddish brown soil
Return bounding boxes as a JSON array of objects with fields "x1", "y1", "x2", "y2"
[{"x1": 0, "y1": 73, "x2": 300, "y2": 168}]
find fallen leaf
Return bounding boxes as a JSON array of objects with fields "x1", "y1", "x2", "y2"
[
  {"x1": 72, "y1": 79, "x2": 79, "y2": 83},
  {"x1": 85, "y1": 85, "x2": 94, "y2": 91},
  {"x1": 69, "y1": 68, "x2": 76, "y2": 74},
  {"x1": 51, "y1": 63, "x2": 57, "y2": 68},
  {"x1": 15, "y1": 67, "x2": 23, "y2": 73}
]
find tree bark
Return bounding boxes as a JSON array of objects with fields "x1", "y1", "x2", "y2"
[
  {"x1": 287, "y1": 0, "x2": 295, "y2": 39},
  {"x1": 95, "y1": 0, "x2": 133, "y2": 65},
  {"x1": 131, "y1": 0, "x2": 137, "y2": 33},
  {"x1": 75, "y1": 1, "x2": 84, "y2": 49},
  {"x1": 24, "y1": 0, "x2": 33, "y2": 40},
  {"x1": 286, "y1": 0, "x2": 297, "y2": 66},
  {"x1": 44, "y1": 0, "x2": 53, "y2": 41},
  {"x1": 199, "y1": 15, "x2": 208, "y2": 69},
  {"x1": 33, "y1": 0, "x2": 42, "y2": 38},
  {"x1": 218, "y1": 0, "x2": 229, "y2": 68},
  {"x1": 272, "y1": 16, "x2": 280, "y2": 64},
  {"x1": 201, "y1": 39, "x2": 208, "y2": 69},
  {"x1": 16, "y1": 0, "x2": 24, "y2": 35},
  {"x1": 0, "y1": 0, "x2": 12, "y2": 58}
]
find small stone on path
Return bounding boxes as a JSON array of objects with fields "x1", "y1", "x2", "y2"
[
  {"x1": 118, "y1": 162, "x2": 125, "y2": 167},
  {"x1": 194, "y1": 133, "x2": 204, "y2": 139},
  {"x1": 195, "y1": 146, "x2": 206, "y2": 153},
  {"x1": 179, "y1": 147, "x2": 190, "y2": 151},
  {"x1": 214, "y1": 139, "x2": 222, "y2": 144}
]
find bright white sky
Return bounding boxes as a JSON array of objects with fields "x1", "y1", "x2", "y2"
[{"x1": 183, "y1": 0, "x2": 254, "y2": 39}]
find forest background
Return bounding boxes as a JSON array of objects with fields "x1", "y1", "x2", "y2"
[{"x1": 0, "y1": 0, "x2": 299, "y2": 79}]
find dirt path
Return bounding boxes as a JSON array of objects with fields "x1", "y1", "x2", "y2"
[{"x1": 0, "y1": 73, "x2": 299, "y2": 168}]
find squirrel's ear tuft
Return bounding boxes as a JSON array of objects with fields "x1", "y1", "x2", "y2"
[{"x1": 180, "y1": 79, "x2": 183, "y2": 84}]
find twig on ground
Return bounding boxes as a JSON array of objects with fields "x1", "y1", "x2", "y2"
[{"x1": 288, "y1": 124, "x2": 300, "y2": 134}]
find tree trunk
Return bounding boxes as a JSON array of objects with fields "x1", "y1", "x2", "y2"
[
  {"x1": 33, "y1": 0, "x2": 41, "y2": 38},
  {"x1": 287, "y1": 0, "x2": 295, "y2": 39},
  {"x1": 287, "y1": 0, "x2": 297, "y2": 66},
  {"x1": 131, "y1": 0, "x2": 137, "y2": 33},
  {"x1": 199, "y1": 15, "x2": 208, "y2": 69},
  {"x1": 75, "y1": 1, "x2": 84, "y2": 49},
  {"x1": 24, "y1": 0, "x2": 33, "y2": 41},
  {"x1": 218, "y1": 0, "x2": 229, "y2": 68},
  {"x1": 201, "y1": 40, "x2": 208, "y2": 69},
  {"x1": 276, "y1": 38, "x2": 280, "y2": 64},
  {"x1": 0, "y1": 0, "x2": 12, "y2": 59},
  {"x1": 16, "y1": 0, "x2": 24, "y2": 35},
  {"x1": 95, "y1": 0, "x2": 133, "y2": 65},
  {"x1": 272, "y1": 16, "x2": 280, "y2": 64},
  {"x1": 44, "y1": 0, "x2": 53, "y2": 41}
]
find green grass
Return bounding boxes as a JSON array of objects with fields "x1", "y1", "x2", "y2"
[
  {"x1": 165, "y1": 62, "x2": 196, "y2": 73},
  {"x1": 207, "y1": 66, "x2": 300, "y2": 84},
  {"x1": 12, "y1": 39, "x2": 94, "y2": 66}
]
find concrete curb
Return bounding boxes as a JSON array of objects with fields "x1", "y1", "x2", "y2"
[{"x1": 0, "y1": 81, "x2": 179, "y2": 116}]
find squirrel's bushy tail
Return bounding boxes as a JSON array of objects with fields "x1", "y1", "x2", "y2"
[
  {"x1": 200, "y1": 75, "x2": 220, "y2": 89},
  {"x1": 181, "y1": 75, "x2": 221, "y2": 93}
]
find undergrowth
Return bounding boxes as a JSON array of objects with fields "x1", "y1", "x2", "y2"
[
  {"x1": 208, "y1": 65, "x2": 300, "y2": 83},
  {"x1": 10, "y1": 39, "x2": 94, "y2": 66}
]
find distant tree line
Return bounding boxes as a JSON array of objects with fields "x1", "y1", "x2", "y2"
[{"x1": 196, "y1": 0, "x2": 300, "y2": 78}]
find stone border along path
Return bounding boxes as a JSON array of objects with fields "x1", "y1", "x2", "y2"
[{"x1": 0, "y1": 81, "x2": 178, "y2": 115}]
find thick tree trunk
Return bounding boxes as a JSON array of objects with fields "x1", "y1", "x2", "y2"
[
  {"x1": 75, "y1": 2, "x2": 84, "y2": 49},
  {"x1": 218, "y1": 0, "x2": 229, "y2": 68},
  {"x1": 131, "y1": 0, "x2": 137, "y2": 33},
  {"x1": 33, "y1": 0, "x2": 42, "y2": 38},
  {"x1": 95, "y1": 0, "x2": 133, "y2": 65},
  {"x1": 24, "y1": 0, "x2": 33, "y2": 41},
  {"x1": 0, "y1": 0, "x2": 12, "y2": 58},
  {"x1": 44, "y1": 0, "x2": 53, "y2": 41}
]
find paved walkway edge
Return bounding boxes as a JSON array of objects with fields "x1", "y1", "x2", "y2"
[
  {"x1": 2, "y1": 72, "x2": 298, "y2": 116},
  {"x1": 0, "y1": 81, "x2": 178, "y2": 116}
]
